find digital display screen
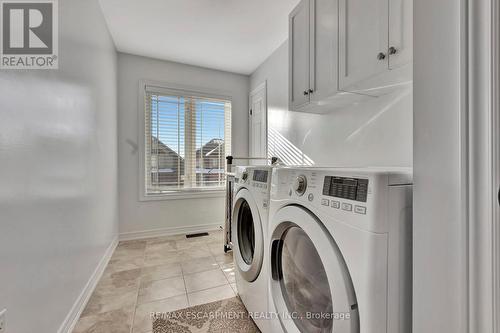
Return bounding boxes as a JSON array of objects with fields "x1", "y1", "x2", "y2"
[
  {"x1": 253, "y1": 170, "x2": 268, "y2": 183},
  {"x1": 322, "y1": 176, "x2": 369, "y2": 202}
]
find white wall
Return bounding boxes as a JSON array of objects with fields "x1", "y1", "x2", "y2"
[
  {"x1": 117, "y1": 53, "x2": 249, "y2": 236},
  {"x1": 413, "y1": 0, "x2": 468, "y2": 332},
  {"x1": 250, "y1": 41, "x2": 413, "y2": 167},
  {"x1": 0, "y1": 1, "x2": 118, "y2": 332}
]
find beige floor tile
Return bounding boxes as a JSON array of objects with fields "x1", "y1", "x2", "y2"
[
  {"x1": 74, "y1": 233, "x2": 243, "y2": 332},
  {"x1": 145, "y1": 240, "x2": 177, "y2": 253},
  {"x1": 73, "y1": 307, "x2": 134, "y2": 333},
  {"x1": 113, "y1": 240, "x2": 147, "y2": 259},
  {"x1": 230, "y1": 283, "x2": 238, "y2": 294},
  {"x1": 187, "y1": 285, "x2": 236, "y2": 307},
  {"x1": 183, "y1": 269, "x2": 228, "y2": 293},
  {"x1": 106, "y1": 256, "x2": 145, "y2": 273},
  {"x1": 140, "y1": 263, "x2": 182, "y2": 283},
  {"x1": 137, "y1": 276, "x2": 186, "y2": 304},
  {"x1": 176, "y1": 239, "x2": 209, "y2": 251},
  {"x1": 214, "y1": 252, "x2": 234, "y2": 265},
  {"x1": 145, "y1": 247, "x2": 180, "y2": 259},
  {"x1": 220, "y1": 263, "x2": 236, "y2": 284},
  {"x1": 143, "y1": 251, "x2": 180, "y2": 267},
  {"x1": 81, "y1": 289, "x2": 137, "y2": 317},
  {"x1": 97, "y1": 268, "x2": 141, "y2": 294},
  {"x1": 207, "y1": 242, "x2": 226, "y2": 256},
  {"x1": 178, "y1": 246, "x2": 213, "y2": 260},
  {"x1": 112, "y1": 248, "x2": 145, "y2": 260},
  {"x1": 117, "y1": 240, "x2": 147, "y2": 250},
  {"x1": 132, "y1": 294, "x2": 188, "y2": 333},
  {"x1": 180, "y1": 256, "x2": 219, "y2": 275}
]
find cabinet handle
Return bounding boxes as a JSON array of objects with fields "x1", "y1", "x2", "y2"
[
  {"x1": 389, "y1": 46, "x2": 398, "y2": 55},
  {"x1": 303, "y1": 90, "x2": 309, "y2": 95},
  {"x1": 308, "y1": 89, "x2": 314, "y2": 94},
  {"x1": 377, "y1": 52, "x2": 386, "y2": 60}
]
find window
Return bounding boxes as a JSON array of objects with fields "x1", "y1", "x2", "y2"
[{"x1": 143, "y1": 84, "x2": 231, "y2": 197}]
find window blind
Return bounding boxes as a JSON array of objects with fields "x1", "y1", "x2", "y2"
[{"x1": 144, "y1": 86, "x2": 231, "y2": 195}]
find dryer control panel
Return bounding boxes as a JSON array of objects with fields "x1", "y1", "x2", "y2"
[
  {"x1": 322, "y1": 176, "x2": 369, "y2": 202},
  {"x1": 252, "y1": 169, "x2": 269, "y2": 183},
  {"x1": 271, "y1": 167, "x2": 410, "y2": 233}
]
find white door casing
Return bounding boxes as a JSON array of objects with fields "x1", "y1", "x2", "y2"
[
  {"x1": 467, "y1": 0, "x2": 500, "y2": 332},
  {"x1": 249, "y1": 82, "x2": 267, "y2": 161}
]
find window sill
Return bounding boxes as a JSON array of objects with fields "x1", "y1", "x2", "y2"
[{"x1": 140, "y1": 189, "x2": 226, "y2": 201}]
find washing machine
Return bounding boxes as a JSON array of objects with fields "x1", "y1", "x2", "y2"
[
  {"x1": 267, "y1": 167, "x2": 412, "y2": 333},
  {"x1": 232, "y1": 165, "x2": 274, "y2": 332}
]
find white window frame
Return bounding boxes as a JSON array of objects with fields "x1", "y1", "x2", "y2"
[{"x1": 138, "y1": 80, "x2": 232, "y2": 201}]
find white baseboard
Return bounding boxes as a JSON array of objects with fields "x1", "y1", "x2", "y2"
[
  {"x1": 58, "y1": 236, "x2": 119, "y2": 333},
  {"x1": 119, "y1": 223, "x2": 223, "y2": 241}
]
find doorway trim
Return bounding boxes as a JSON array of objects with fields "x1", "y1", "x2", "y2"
[
  {"x1": 467, "y1": 0, "x2": 500, "y2": 331},
  {"x1": 492, "y1": 1, "x2": 500, "y2": 331},
  {"x1": 249, "y1": 81, "x2": 268, "y2": 160}
]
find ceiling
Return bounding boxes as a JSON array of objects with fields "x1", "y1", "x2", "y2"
[{"x1": 98, "y1": 0, "x2": 300, "y2": 75}]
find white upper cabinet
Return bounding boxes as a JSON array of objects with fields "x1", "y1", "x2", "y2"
[
  {"x1": 288, "y1": 0, "x2": 413, "y2": 112},
  {"x1": 338, "y1": 0, "x2": 389, "y2": 91},
  {"x1": 289, "y1": 0, "x2": 367, "y2": 113},
  {"x1": 338, "y1": 0, "x2": 413, "y2": 95},
  {"x1": 388, "y1": 0, "x2": 413, "y2": 69},
  {"x1": 289, "y1": 0, "x2": 311, "y2": 110},
  {"x1": 309, "y1": 0, "x2": 339, "y2": 103}
]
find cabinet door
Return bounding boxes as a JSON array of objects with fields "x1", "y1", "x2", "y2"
[
  {"x1": 388, "y1": 0, "x2": 413, "y2": 69},
  {"x1": 289, "y1": 0, "x2": 311, "y2": 110},
  {"x1": 338, "y1": 0, "x2": 389, "y2": 91},
  {"x1": 309, "y1": 0, "x2": 339, "y2": 103}
]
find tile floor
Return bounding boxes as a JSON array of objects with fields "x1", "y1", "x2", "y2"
[{"x1": 73, "y1": 230, "x2": 236, "y2": 333}]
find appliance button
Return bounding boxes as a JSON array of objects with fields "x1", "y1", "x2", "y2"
[
  {"x1": 308, "y1": 193, "x2": 314, "y2": 202},
  {"x1": 354, "y1": 205, "x2": 367, "y2": 215},
  {"x1": 321, "y1": 198, "x2": 329, "y2": 206},
  {"x1": 341, "y1": 203, "x2": 353, "y2": 212},
  {"x1": 331, "y1": 200, "x2": 340, "y2": 209}
]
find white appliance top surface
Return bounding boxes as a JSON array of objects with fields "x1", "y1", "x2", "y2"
[{"x1": 276, "y1": 166, "x2": 413, "y2": 185}]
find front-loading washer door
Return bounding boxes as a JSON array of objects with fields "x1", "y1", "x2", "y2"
[
  {"x1": 232, "y1": 188, "x2": 264, "y2": 282},
  {"x1": 270, "y1": 206, "x2": 360, "y2": 333}
]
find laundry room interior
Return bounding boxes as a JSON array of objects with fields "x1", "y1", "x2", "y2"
[{"x1": 0, "y1": 0, "x2": 498, "y2": 333}]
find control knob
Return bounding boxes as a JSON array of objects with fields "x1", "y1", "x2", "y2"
[
  {"x1": 241, "y1": 172, "x2": 249, "y2": 182},
  {"x1": 293, "y1": 175, "x2": 307, "y2": 196}
]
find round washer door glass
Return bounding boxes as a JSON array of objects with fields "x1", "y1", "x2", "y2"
[
  {"x1": 280, "y1": 226, "x2": 333, "y2": 332},
  {"x1": 237, "y1": 200, "x2": 255, "y2": 265}
]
